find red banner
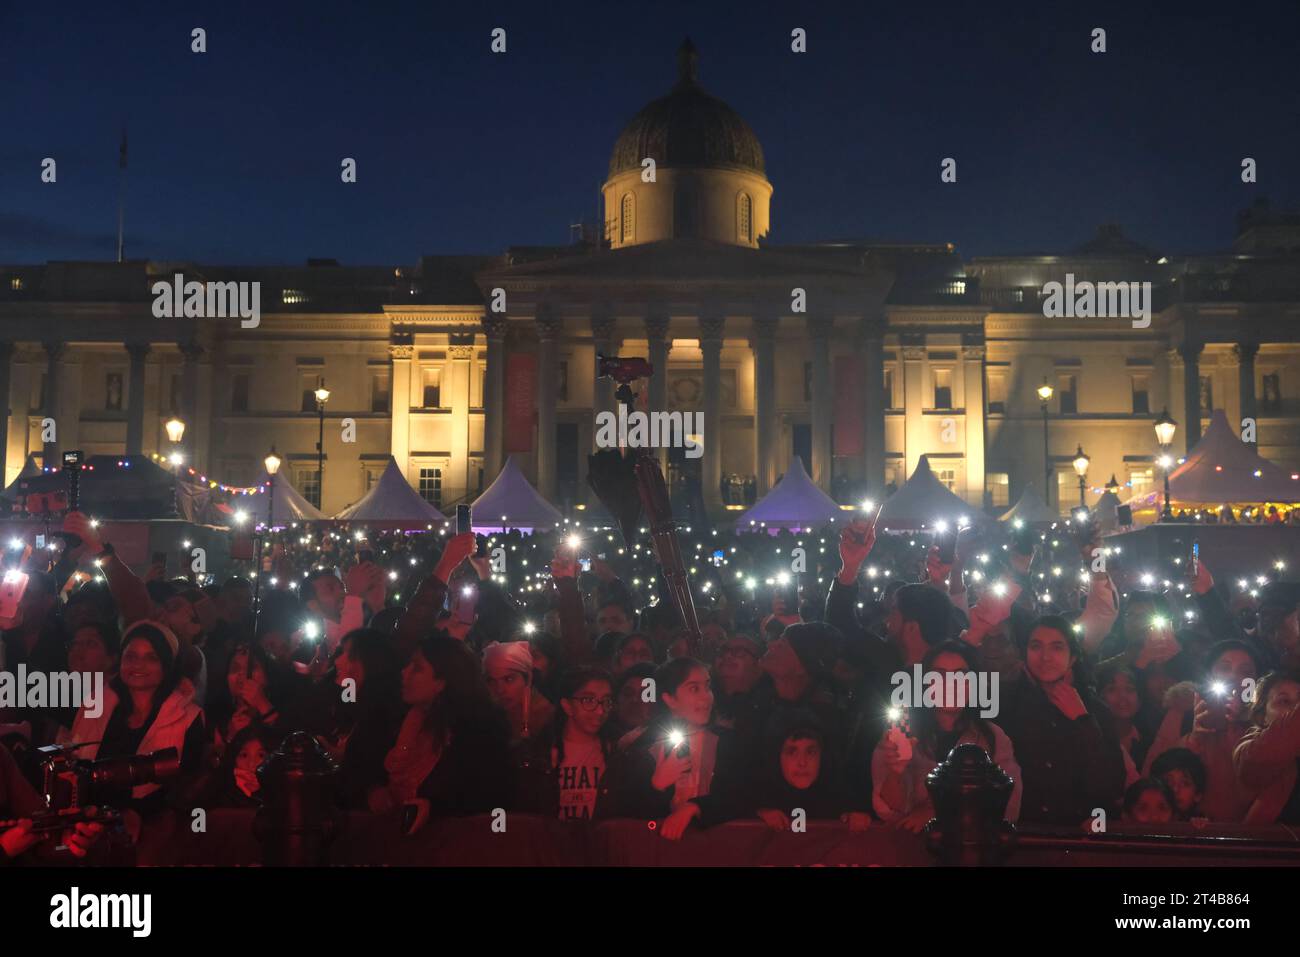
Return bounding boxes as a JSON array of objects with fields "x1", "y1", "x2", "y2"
[
  {"x1": 505, "y1": 353, "x2": 537, "y2": 453},
  {"x1": 833, "y1": 354, "x2": 864, "y2": 456}
]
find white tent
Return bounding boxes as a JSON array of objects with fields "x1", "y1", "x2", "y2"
[
  {"x1": 877, "y1": 455, "x2": 981, "y2": 530},
  {"x1": 469, "y1": 458, "x2": 563, "y2": 533},
  {"x1": 999, "y1": 484, "x2": 1056, "y2": 525},
  {"x1": 251, "y1": 470, "x2": 326, "y2": 526},
  {"x1": 1124, "y1": 409, "x2": 1300, "y2": 511},
  {"x1": 333, "y1": 457, "x2": 445, "y2": 527},
  {"x1": 739, "y1": 456, "x2": 844, "y2": 532}
]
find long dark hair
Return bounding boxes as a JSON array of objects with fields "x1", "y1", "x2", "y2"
[
  {"x1": 411, "y1": 634, "x2": 502, "y2": 749},
  {"x1": 907, "y1": 640, "x2": 996, "y2": 755},
  {"x1": 206, "y1": 640, "x2": 284, "y2": 735},
  {"x1": 551, "y1": 666, "x2": 616, "y2": 767},
  {"x1": 336, "y1": 628, "x2": 402, "y2": 722}
]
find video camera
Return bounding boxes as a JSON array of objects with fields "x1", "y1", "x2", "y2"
[
  {"x1": 21, "y1": 743, "x2": 179, "y2": 833},
  {"x1": 596, "y1": 352, "x2": 653, "y2": 385}
]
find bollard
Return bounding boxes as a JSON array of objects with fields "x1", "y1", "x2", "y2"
[
  {"x1": 253, "y1": 730, "x2": 343, "y2": 866},
  {"x1": 923, "y1": 742, "x2": 1016, "y2": 866}
]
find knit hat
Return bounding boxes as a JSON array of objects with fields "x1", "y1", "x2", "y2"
[
  {"x1": 482, "y1": 640, "x2": 532, "y2": 674},
  {"x1": 122, "y1": 619, "x2": 180, "y2": 658}
]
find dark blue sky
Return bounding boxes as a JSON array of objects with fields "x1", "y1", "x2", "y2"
[{"x1": 3, "y1": 0, "x2": 1298, "y2": 265}]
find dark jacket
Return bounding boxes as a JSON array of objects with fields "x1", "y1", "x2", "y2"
[
  {"x1": 415, "y1": 708, "x2": 515, "y2": 816},
  {"x1": 994, "y1": 680, "x2": 1127, "y2": 826},
  {"x1": 606, "y1": 718, "x2": 747, "y2": 825}
]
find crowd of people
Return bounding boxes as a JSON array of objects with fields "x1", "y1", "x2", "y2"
[{"x1": 2, "y1": 502, "x2": 1300, "y2": 865}]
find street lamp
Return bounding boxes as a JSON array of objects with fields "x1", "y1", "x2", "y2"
[
  {"x1": 314, "y1": 379, "x2": 330, "y2": 510},
  {"x1": 1072, "y1": 444, "x2": 1090, "y2": 508},
  {"x1": 1154, "y1": 408, "x2": 1178, "y2": 521},
  {"x1": 164, "y1": 416, "x2": 186, "y2": 516},
  {"x1": 1105, "y1": 474, "x2": 1120, "y2": 496},
  {"x1": 1037, "y1": 379, "x2": 1054, "y2": 507},
  {"x1": 253, "y1": 446, "x2": 282, "y2": 620}
]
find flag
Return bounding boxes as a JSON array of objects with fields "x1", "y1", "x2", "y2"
[{"x1": 119, "y1": 130, "x2": 127, "y2": 169}]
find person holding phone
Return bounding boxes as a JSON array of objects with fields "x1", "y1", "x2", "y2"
[
  {"x1": 995, "y1": 615, "x2": 1126, "y2": 826},
  {"x1": 1234, "y1": 670, "x2": 1300, "y2": 824},
  {"x1": 607, "y1": 657, "x2": 743, "y2": 840}
]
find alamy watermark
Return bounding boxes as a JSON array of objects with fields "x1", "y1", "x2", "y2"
[
  {"x1": 151, "y1": 273, "x2": 261, "y2": 328},
  {"x1": 890, "y1": 665, "x2": 1000, "y2": 719},
  {"x1": 594, "y1": 406, "x2": 702, "y2": 459},
  {"x1": 1041, "y1": 273, "x2": 1151, "y2": 329},
  {"x1": 0, "y1": 667, "x2": 104, "y2": 718}
]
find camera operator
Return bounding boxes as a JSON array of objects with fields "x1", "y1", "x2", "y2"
[
  {"x1": 0, "y1": 569, "x2": 69, "y2": 746},
  {"x1": 0, "y1": 742, "x2": 102, "y2": 864}
]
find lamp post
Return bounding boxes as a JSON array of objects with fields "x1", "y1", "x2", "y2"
[
  {"x1": 1072, "y1": 445, "x2": 1090, "y2": 508},
  {"x1": 314, "y1": 380, "x2": 330, "y2": 510},
  {"x1": 165, "y1": 416, "x2": 186, "y2": 518},
  {"x1": 1154, "y1": 408, "x2": 1177, "y2": 521},
  {"x1": 254, "y1": 446, "x2": 282, "y2": 619},
  {"x1": 1037, "y1": 379, "x2": 1054, "y2": 508},
  {"x1": 1105, "y1": 474, "x2": 1120, "y2": 496}
]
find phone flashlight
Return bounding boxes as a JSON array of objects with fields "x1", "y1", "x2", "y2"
[
  {"x1": 1210, "y1": 681, "x2": 1228, "y2": 698},
  {"x1": 303, "y1": 621, "x2": 320, "y2": 642},
  {"x1": 1150, "y1": 616, "x2": 1169, "y2": 630}
]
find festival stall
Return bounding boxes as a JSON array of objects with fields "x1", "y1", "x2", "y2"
[
  {"x1": 876, "y1": 455, "x2": 983, "y2": 531},
  {"x1": 332, "y1": 457, "x2": 446, "y2": 529},
  {"x1": 738, "y1": 456, "x2": 844, "y2": 532},
  {"x1": 469, "y1": 458, "x2": 563, "y2": 533}
]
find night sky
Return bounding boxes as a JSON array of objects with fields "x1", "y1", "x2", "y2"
[{"x1": 3, "y1": 0, "x2": 1298, "y2": 266}]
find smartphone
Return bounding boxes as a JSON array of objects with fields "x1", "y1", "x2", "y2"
[
  {"x1": 579, "y1": 557, "x2": 592, "y2": 573},
  {"x1": 456, "y1": 504, "x2": 472, "y2": 535},
  {"x1": 0, "y1": 570, "x2": 30, "y2": 623},
  {"x1": 1189, "y1": 541, "x2": 1199, "y2": 579},
  {"x1": 711, "y1": 549, "x2": 725, "y2": 567},
  {"x1": 936, "y1": 529, "x2": 956, "y2": 565}
]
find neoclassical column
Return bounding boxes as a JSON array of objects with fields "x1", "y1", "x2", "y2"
[
  {"x1": 807, "y1": 315, "x2": 833, "y2": 490},
  {"x1": 751, "y1": 313, "x2": 777, "y2": 494},
  {"x1": 481, "y1": 313, "x2": 508, "y2": 481},
  {"x1": 901, "y1": 337, "x2": 926, "y2": 478},
  {"x1": 42, "y1": 340, "x2": 65, "y2": 468},
  {"x1": 535, "y1": 305, "x2": 561, "y2": 501},
  {"x1": 0, "y1": 343, "x2": 13, "y2": 484},
  {"x1": 962, "y1": 340, "x2": 987, "y2": 507},
  {"x1": 389, "y1": 337, "x2": 413, "y2": 473},
  {"x1": 179, "y1": 340, "x2": 203, "y2": 466},
  {"x1": 860, "y1": 319, "x2": 886, "y2": 495},
  {"x1": 1179, "y1": 340, "x2": 1203, "y2": 453},
  {"x1": 591, "y1": 308, "x2": 616, "y2": 418},
  {"x1": 125, "y1": 341, "x2": 150, "y2": 455},
  {"x1": 645, "y1": 307, "x2": 671, "y2": 472},
  {"x1": 1236, "y1": 340, "x2": 1259, "y2": 428},
  {"x1": 699, "y1": 312, "x2": 724, "y2": 508}
]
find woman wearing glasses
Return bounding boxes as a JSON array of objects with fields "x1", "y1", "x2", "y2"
[{"x1": 513, "y1": 667, "x2": 617, "y2": 820}]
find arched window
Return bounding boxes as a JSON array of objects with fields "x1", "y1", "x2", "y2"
[
  {"x1": 738, "y1": 193, "x2": 753, "y2": 243},
  {"x1": 621, "y1": 193, "x2": 635, "y2": 243}
]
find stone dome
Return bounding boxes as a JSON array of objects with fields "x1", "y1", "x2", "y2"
[{"x1": 608, "y1": 39, "x2": 766, "y2": 179}]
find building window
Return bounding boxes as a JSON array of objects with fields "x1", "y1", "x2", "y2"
[
  {"x1": 297, "y1": 468, "x2": 322, "y2": 509},
  {"x1": 557, "y1": 361, "x2": 569, "y2": 401},
  {"x1": 1199, "y1": 376, "x2": 1214, "y2": 411},
  {"x1": 1131, "y1": 374, "x2": 1150, "y2": 414},
  {"x1": 105, "y1": 373, "x2": 124, "y2": 411},
  {"x1": 621, "y1": 193, "x2": 634, "y2": 243},
  {"x1": 371, "y1": 370, "x2": 391, "y2": 413},
  {"x1": 422, "y1": 368, "x2": 442, "y2": 408},
  {"x1": 935, "y1": 467, "x2": 958, "y2": 492},
  {"x1": 300, "y1": 373, "x2": 320, "y2": 412},
  {"x1": 364, "y1": 467, "x2": 383, "y2": 491},
  {"x1": 987, "y1": 372, "x2": 1007, "y2": 414},
  {"x1": 169, "y1": 373, "x2": 183, "y2": 413},
  {"x1": 282, "y1": 289, "x2": 308, "y2": 305},
  {"x1": 882, "y1": 368, "x2": 895, "y2": 408},
  {"x1": 10, "y1": 277, "x2": 23, "y2": 291},
  {"x1": 738, "y1": 193, "x2": 752, "y2": 243},
  {"x1": 1127, "y1": 466, "x2": 1154, "y2": 500},
  {"x1": 1262, "y1": 372, "x2": 1282, "y2": 412},
  {"x1": 1057, "y1": 374, "x2": 1077, "y2": 414},
  {"x1": 986, "y1": 472, "x2": 1010, "y2": 507},
  {"x1": 231, "y1": 374, "x2": 250, "y2": 413},
  {"x1": 933, "y1": 368, "x2": 953, "y2": 410},
  {"x1": 418, "y1": 467, "x2": 442, "y2": 507}
]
